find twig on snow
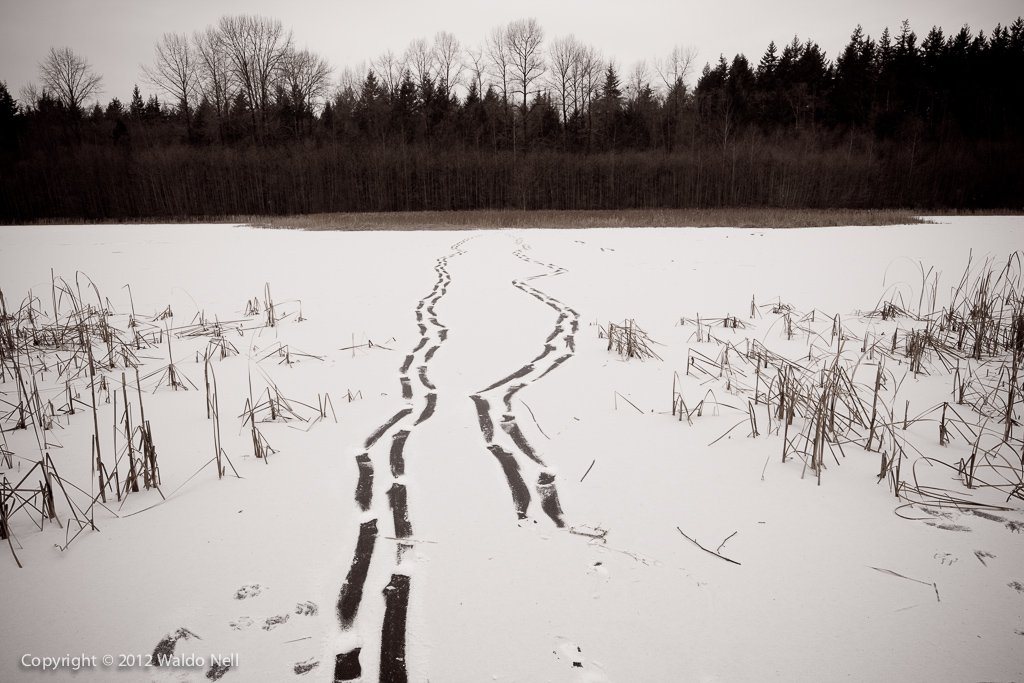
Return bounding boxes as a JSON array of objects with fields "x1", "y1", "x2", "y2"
[{"x1": 676, "y1": 526, "x2": 741, "y2": 565}]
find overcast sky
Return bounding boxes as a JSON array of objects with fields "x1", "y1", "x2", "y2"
[{"x1": 1, "y1": 0, "x2": 1020, "y2": 105}]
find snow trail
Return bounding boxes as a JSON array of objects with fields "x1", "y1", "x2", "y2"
[
  {"x1": 469, "y1": 240, "x2": 579, "y2": 528},
  {"x1": 332, "y1": 238, "x2": 470, "y2": 682}
]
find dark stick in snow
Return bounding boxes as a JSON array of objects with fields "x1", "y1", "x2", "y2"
[{"x1": 676, "y1": 526, "x2": 741, "y2": 565}]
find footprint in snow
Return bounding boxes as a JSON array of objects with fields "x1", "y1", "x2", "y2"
[
  {"x1": 293, "y1": 658, "x2": 319, "y2": 675},
  {"x1": 234, "y1": 583, "x2": 264, "y2": 600},
  {"x1": 229, "y1": 616, "x2": 254, "y2": 631},
  {"x1": 262, "y1": 614, "x2": 290, "y2": 630},
  {"x1": 553, "y1": 637, "x2": 610, "y2": 682},
  {"x1": 294, "y1": 601, "x2": 318, "y2": 616}
]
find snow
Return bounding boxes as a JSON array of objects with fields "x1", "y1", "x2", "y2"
[{"x1": 1, "y1": 217, "x2": 1022, "y2": 682}]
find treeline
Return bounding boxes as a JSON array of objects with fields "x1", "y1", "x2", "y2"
[{"x1": 0, "y1": 16, "x2": 1022, "y2": 220}]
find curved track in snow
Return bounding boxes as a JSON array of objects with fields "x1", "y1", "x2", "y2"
[
  {"x1": 469, "y1": 240, "x2": 579, "y2": 528},
  {"x1": 332, "y1": 238, "x2": 470, "y2": 683}
]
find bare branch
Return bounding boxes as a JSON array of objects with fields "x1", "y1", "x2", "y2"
[{"x1": 39, "y1": 47, "x2": 103, "y2": 113}]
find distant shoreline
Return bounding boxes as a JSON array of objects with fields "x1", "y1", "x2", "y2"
[{"x1": 10, "y1": 208, "x2": 1019, "y2": 230}]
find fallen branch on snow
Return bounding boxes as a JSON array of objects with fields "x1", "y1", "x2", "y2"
[{"x1": 676, "y1": 526, "x2": 741, "y2": 565}]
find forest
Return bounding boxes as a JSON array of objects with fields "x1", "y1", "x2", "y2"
[{"x1": 0, "y1": 15, "x2": 1022, "y2": 221}]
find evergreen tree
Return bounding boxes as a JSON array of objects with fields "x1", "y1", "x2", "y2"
[
  {"x1": 0, "y1": 81, "x2": 19, "y2": 153},
  {"x1": 832, "y1": 26, "x2": 877, "y2": 126},
  {"x1": 129, "y1": 85, "x2": 145, "y2": 118},
  {"x1": 105, "y1": 97, "x2": 125, "y2": 121},
  {"x1": 391, "y1": 70, "x2": 418, "y2": 142},
  {"x1": 595, "y1": 64, "x2": 623, "y2": 149}
]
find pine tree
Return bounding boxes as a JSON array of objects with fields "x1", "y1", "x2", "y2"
[
  {"x1": 129, "y1": 85, "x2": 145, "y2": 118},
  {"x1": 0, "y1": 81, "x2": 19, "y2": 153}
]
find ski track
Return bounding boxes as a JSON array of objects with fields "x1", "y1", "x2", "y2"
[
  {"x1": 332, "y1": 238, "x2": 470, "y2": 682},
  {"x1": 470, "y1": 240, "x2": 578, "y2": 529}
]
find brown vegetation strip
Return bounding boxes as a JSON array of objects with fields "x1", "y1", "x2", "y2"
[{"x1": 254, "y1": 208, "x2": 928, "y2": 231}]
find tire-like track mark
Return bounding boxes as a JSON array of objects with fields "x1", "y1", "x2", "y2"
[
  {"x1": 487, "y1": 444, "x2": 531, "y2": 518},
  {"x1": 379, "y1": 574, "x2": 411, "y2": 683},
  {"x1": 336, "y1": 519, "x2": 378, "y2": 629},
  {"x1": 469, "y1": 241, "x2": 579, "y2": 528},
  {"x1": 332, "y1": 238, "x2": 470, "y2": 682},
  {"x1": 354, "y1": 454, "x2": 374, "y2": 511},
  {"x1": 389, "y1": 430, "x2": 410, "y2": 477}
]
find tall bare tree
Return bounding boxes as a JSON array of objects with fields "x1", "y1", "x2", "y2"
[
  {"x1": 465, "y1": 43, "x2": 488, "y2": 96},
  {"x1": 547, "y1": 35, "x2": 581, "y2": 124},
  {"x1": 485, "y1": 25, "x2": 512, "y2": 104},
  {"x1": 372, "y1": 50, "x2": 405, "y2": 97},
  {"x1": 506, "y1": 17, "x2": 545, "y2": 147},
  {"x1": 193, "y1": 26, "x2": 234, "y2": 137},
  {"x1": 654, "y1": 45, "x2": 698, "y2": 93},
  {"x1": 432, "y1": 31, "x2": 465, "y2": 95},
  {"x1": 279, "y1": 47, "x2": 332, "y2": 134},
  {"x1": 217, "y1": 14, "x2": 292, "y2": 139},
  {"x1": 404, "y1": 38, "x2": 434, "y2": 86},
  {"x1": 39, "y1": 47, "x2": 102, "y2": 114},
  {"x1": 142, "y1": 32, "x2": 198, "y2": 134},
  {"x1": 572, "y1": 45, "x2": 604, "y2": 147},
  {"x1": 625, "y1": 60, "x2": 651, "y2": 104}
]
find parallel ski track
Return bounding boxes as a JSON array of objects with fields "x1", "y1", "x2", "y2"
[
  {"x1": 331, "y1": 238, "x2": 470, "y2": 683},
  {"x1": 469, "y1": 240, "x2": 579, "y2": 528}
]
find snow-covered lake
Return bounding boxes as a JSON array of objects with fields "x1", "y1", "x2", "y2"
[{"x1": 1, "y1": 218, "x2": 1022, "y2": 682}]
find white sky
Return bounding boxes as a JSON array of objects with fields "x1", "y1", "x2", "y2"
[{"x1": 1, "y1": 0, "x2": 1020, "y2": 105}]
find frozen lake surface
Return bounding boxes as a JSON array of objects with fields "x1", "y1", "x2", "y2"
[{"x1": 1, "y1": 218, "x2": 1022, "y2": 682}]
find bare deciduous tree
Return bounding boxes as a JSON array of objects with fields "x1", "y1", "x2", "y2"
[
  {"x1": 506, "y1": 18, "x2": 545, "y2": 147},
  {"x1": 372, "y1": 50, "x2": 405, "y2": 97},
  {"x1": 572, "y1": 45, "x2": 603, "y2": 146},
  {"x1": 18, "y1": 83, "x2": 42, "y2": 112},
  {"x1": 193, "y1": 26, "x2": 234, "y2": 134},
  {"x1": 404, "y1": 38, "x2": 434, "y2": 86},
  {"x1": 432, "y1": 31, "x2": 465, "y2": 95},
  {"x1": 142, "y1": 33, "x2": 199, "y2": 133},
  {"x1": 485, "y1": 25, "x2": 512, "y2": 104},
  {"x1": 39, "y1": 47, "x2": 103, "y2": 113},
  {"x1": 625, "y1": 60, "x2": 651, "y2": 103},
  {"x1": 654, "y1": 45, "x2": 698, "y2": 93},
  {"x1": 465, "y1": 43, "x2": 487, "y2": 96},
  {"x1": 279, "y1": 47, "x2": 333, "y2": 133},
  {"x1": 547, "y1": 35, "x2": 581, "y2": 124},
  {"x1": 217, "y1": 14, "x2": 292, "y2": 139},
  {"x1": 337, "y1": 63, "x2": 367, "y2": 95}
]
